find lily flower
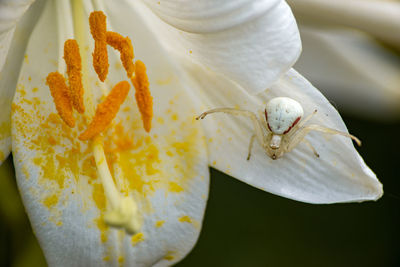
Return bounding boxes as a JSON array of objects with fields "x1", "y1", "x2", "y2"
[
  {"x1": 0, "y1": 0, "x2": 382, "y2": 266},
  {"x1": 287, "y1": 0, "x2": 400, "y2": 120}
]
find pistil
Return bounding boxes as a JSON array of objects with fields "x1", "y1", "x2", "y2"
[{"x1": 92, "y1": 136, "x2": 140, "y2": 234}]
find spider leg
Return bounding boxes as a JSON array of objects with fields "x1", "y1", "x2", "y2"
[
  {"x1": 196, "y1": 108, "x2": 266, "y2": 150},
  {"x1": 298, "y1": 109, "x2": 318, "y2": 128},
  {"x1": 287, "y1": 124, "x2": 361, "y2": 153},
  {"x1": 287, "y1": 109, "x2": 318, "y2": 138},
  {"x1": 247, "y1": 134, "x2": 256, "y2": 161},
  {"x1": 302, "y1": 138, "x2": 320, "y2": 158}
]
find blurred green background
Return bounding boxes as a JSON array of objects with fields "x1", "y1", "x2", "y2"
[{"x1": 1, "y1": 114, "x2": 399, "y2": 267}]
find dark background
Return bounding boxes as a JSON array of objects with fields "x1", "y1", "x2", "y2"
[
  {"x1": 1, "y1": 114, "x2": 399, "y2": 267},
  {"x1": 179, "y1": 114, "x2": 400, "y2": 267}
]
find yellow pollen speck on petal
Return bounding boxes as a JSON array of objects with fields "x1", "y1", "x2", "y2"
[
  {"x1": 64, "y1": 39, "x2": 85, "y2": 113},
  {"x1": 130, "y1": 60, "x2": 153, "y2": 132},
  {"x1": 103, "y1": 256, "x2": 110, "y2": 262},
  {"x1": 171, "y1": 114, "x2": 178, "y2": 121},
  {"x1": 106, "y1": 31, "x2": 135, "y2": 78},
  {"x1": 115, "y1": 133, "x2": 161, "y2": 196},
  {"x1": 172, "y1": 141, "x2": 189, "y2": 156},
  {"x1": 89, "y1": 11, "x2": 108, "y2": 82},
  {"x1": 164, "y1": 252, "x2": 175, "y2": 261},
  {"x1": 46, "y1": 72, "x2": 75, "y2": 128},
  {"x1": 168, "y1": 182, "x2": 183, "y2": 193},
  {"x1": 95, "y1": 217, "x2": 109, "y2": 243},
  {"x1": 156, "y1": 117, "x2": 164, "y2": 124},
  {"x1": 155, "y1": 220, "x2": 165, "y2": 228},
  {"x1": 118, "y1": 256, "x2": 125, "y2": 264},
  {"x1": 92, "y1": 183, "x2": 109, "y2": 242},
  {"x1": 79, "y1": 81, "x2": 130, "y2": 141},
  {"x1": 164, "y1": 255, "x2": 174, "y2": 261},
  {"x1": 92, "y1": 183, "x2": 106, "y2": 210},
  {"x1": 131, "y1": 232, "x2": 144, "y2": 246},
  {"x1": 42, "y1": 194, "x2": 59, "y2": 209},
  {"x1": 48, "y1": 136, "x2": 57, "y2": 145},
  {"x1": 179, "y1": 216, "x2": 192, "y2": 223}
]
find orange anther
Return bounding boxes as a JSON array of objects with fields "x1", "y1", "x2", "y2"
[
  {"x1": 130, "y1": 60, "x2": 153, "y2": 132},
  {"x1": 79, "y1": 81, "x2": 130, "y2": 141},
  {"x1": 106, "y1": 31, "x2": 135, "y2": 78},
  {"x1": 89, "y1": 11, "x2": 108, "y2": 82},
  {"x1": 64, "y1": 39, "x2": 85, "y2": 113},
  {"x1": 46, "y1": 72, "x2": 75, "y2": 128}
]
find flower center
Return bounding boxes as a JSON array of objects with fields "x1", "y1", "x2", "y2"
[{"x1": 45, "y1": 9, "x2": 153, "y2": 235}]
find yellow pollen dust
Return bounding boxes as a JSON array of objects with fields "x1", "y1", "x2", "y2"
[
  {"x1": 178, "y1": 215, "x2": 192, "y2": 223},
  {"x1": 155, "y1": 220, "x2": 165, "y2": 227},
  {"x1": 131, "y1": 232, "x2": 144, "y2": 246}
]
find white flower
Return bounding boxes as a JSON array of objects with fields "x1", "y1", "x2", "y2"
[
  {"x1": 287, "y1": 0, "x2": 400, "y2": 119},
  {"x1": 0, "y1": 0, "x2": 382, "y2": 266}
]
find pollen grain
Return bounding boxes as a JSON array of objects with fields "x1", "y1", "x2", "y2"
[
  {"x1": 79, "y1": 81, "x2": 130, "y2": 141},
  {"x1": 46, "y1": 72, "x2": 75, "y2": 128},
  {"x1": 106, "y1": 31, "x2": 135, "y2": 78},
  {"x1": 64, "y1": 39, "x2": 85, "y2": 113},
  {"x1": 130, "y1": 60, "x2": 153, "y2": 132},
  {"x1": 89, "y1": 11, "x2": 109, "y2": 82}
]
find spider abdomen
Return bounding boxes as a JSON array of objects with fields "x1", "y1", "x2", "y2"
[{"x1": 265, "y1": 97, "x2": 303, "y2": 135}]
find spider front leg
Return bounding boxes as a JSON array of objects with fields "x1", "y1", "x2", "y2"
[
  {"x1": 286, "y1": 124, "x2": 361, "y2": 156},
  {"x1": 302, "y1": 138, "x2": 320, "y2": 158},
  {"x1": 196, "y1": 108, "x2": 266, "y2": 160},
  {"x1": 247, "y1": 134, "x2": 256, "y2": 161},
  {"x1": 288, "y1": 109, "x2": 318, "y2": 136}
]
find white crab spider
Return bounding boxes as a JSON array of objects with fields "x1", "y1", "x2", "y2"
[{"x1": 196, "y1": 97, "x2": 361, "y2": 160}]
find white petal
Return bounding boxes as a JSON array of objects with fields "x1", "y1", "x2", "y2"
[
  {"x1": 12, "y1": 1, "x2": 208, "y2": 266},
  {"x1": 0, "y1": 0, "x2": 45, "y2": 164},
  {"x1": 139, "y1": 0, "x2": 302, "y2": 94},
  {"x1": 294, "y1": 26, "x2": 400, "y2": 120},
  {"x1": 0, "y1": 0, "x2": 35, "y2": 71},
  {"x1": 183, "y1": 60, "x2": 382, "y2": 204}
]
